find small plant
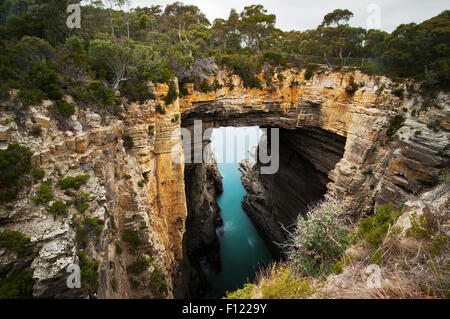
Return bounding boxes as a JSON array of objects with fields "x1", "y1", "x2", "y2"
[
  {"x1": 31, "y1": 124, "x2": 42, "y2": 137},
  {"x1": 74, "y1": 193, "x2": 92, "y2": 213},
  {"x1": 345, "y1": 76, "x2": 359, "y2": 94},
  {"x1": 149, "y1": 267, "x2": 167, "y2": 298},
  {"x1": 286, "y1": 197, "x2": 350, "y2": 277},
  {"x1": 122, "y1": 230, "x2": 141, "y2": 250},
  {"x1": 386, "y1": 115, "x2": 405, "y2": 139},
  {"x1": 155, "y1": 104, "x2": 166, "y2": 115},
  {"x1": 31, "y1": 167, "x2": 45, "y2": 180},
  {"x1": 75, "y1": 217, "x2": 103, "y2": 248},
  {"x1": 304, "y1": 63, "x2": 319, "y2": 80},
  {"x1": 115, "y1": 244, "x2": 123, "y2": 255},
  {"x1": 358, "y1": 203, "x2": 402, "y2": 248},
  {"x1": 427, "y1": 119, "x2": 442, "y2": 132},
  {"x1": 0, "y1": 231, "x2": 31, "y2": 256},
  {"x1": 78, "y1": 250, "x2": 99, "y2": 294},
  {"x1": 392, "y1": 86, "x2": 404, "y2": 99},
  {"x1": 0, "y1": 268, "x2": 34, "y2": 299},
  {"x1": 33, "y1": 182, "x2": 54, "y2": 205},
  {"x1": 148, "y1": 125, "x2": 154, "y2": 137},
  {"x1": 122, "y1": 135, "x2": 134, "y2": 150},
  {"x1": 128, "y1": 256, "x2": 151, "y2": 275},
  {"x1": 55, "y1": 101, "x2": 76, "y2": 118},
  {"x1": 58, "y1": 175, "x2": 90, "y2": 190},
  {"x1": 46, "y1": 200, "x2": 68, "y2": 217},
  {"x1": 111, "y1": 276, "x2": 118, "y2": 292},
  {"x1": 163, "y1": 81, "x2": 178, "y2": 105},
  {"x1": 199, "y1": 79, "x2": 211, "y2": 92},
  {"x1": 138, "y1": 180, "x2": 145, "y2": 188}
]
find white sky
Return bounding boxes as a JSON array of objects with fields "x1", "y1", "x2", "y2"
[{"x1": 128, "y1": 0, "x2": 448, "y2": 32}]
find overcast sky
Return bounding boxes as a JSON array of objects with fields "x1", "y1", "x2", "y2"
[{"x1": 127, "y1": 0, "x2": 448, "y2": 32}]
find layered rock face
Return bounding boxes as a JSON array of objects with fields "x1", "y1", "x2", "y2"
[
  {"x1": 181, "y1": 67, "x2": 449, "y2": 259},
  {"x1": 0, "y1": 66, "x2": 448, "y2": 298},
  {"x1": 240, "y1": 127, "x2": 346, "y2": 256},
  {"x1": 0, "y1": 83, "x2": 186, "y2": 298}
]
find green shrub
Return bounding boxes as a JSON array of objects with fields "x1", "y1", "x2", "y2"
[
  {"x1": 115, "y1": 244, "x2": 123, "y2": 255},
  {"x1": 46, "y1": 200, "x2": 68, "y2": 217},
  {"x1": 58, "y1": 175, "x2": 90, "y2": 190},
  {"x1": 149, "y1": 267, "x2": 167, "y2": 298},
  {"x1": 31, "y1": 168, "x2": 45, "y2": 180},
  {"x1": 304, "y1": 63, "x2": 319, "y2": 80},
  {"x1": 199, "y1": 79, "x2": 211, "y2": 92},
  {"x1": 0, "y1": 231, "x2": 31, "y2": 256},
  {"x1": 111, "y1": 276, "x2": 118, "y2": 292},
  {"x1": 55, "y1": 101, "x2": 76, "y2": 118},
  {"x1": 78, "y1": 250, "x2": 99, "y2": 294},
  {"x1": 87, "y1": 81, "x2": 116, "y2": 108},
  {"x1": 74, "y1": 193, "x2": 92, "y2": 213},
  {"x1": 345, "y1": 76, "x2": 359, "y2": 94},
  {"x1": 75, "y1": 217, "x2": 103, "y2": 249},
  {"x1": 122, "y1": 230, "x2": 141, "y2": 250},
  {"x1": 287, "y1": 197, "x2": 350, "y2": 277},
  {"x1": 148, "y1": 125, "x2": 155, "y2": 137},
  {"x1": 33, "y1": 182, "x2": 54, "y2": 205},
  {"x1": 0, "y1": 268, "x2": 33, "y2": 299},
  {"x1": 122, "y1": 135, "x2": 134, "y2": 150},
  {"x1": 16, "y1": 89, "x2": 45, "y2": 107},
  {"x1": 0, "y1": 143, "x2": 33, "y2": 203},
  {"x1": 392, "y1": 86, "x2": 404, "y2": 99},
  {"x1": 263, "y1": 51, "x2": 287, "y2": 66},
  {"x1": 31, "y1": 124, "x2": 42, "y2": 137},
  {"x1": 163, "y1": 81, "x2": 178, "y2": 105},
  {"x1": 119, "y1": 79, "x2": 155, "y2": 103},
  {"x1": 386, "y1": 115, "x2": 405, "y2": 138},
  {"x1": 358, "y1": 203, "x2": 402, "y2": 248},
  {"x1": 128, "y1": 256, "x2": 151, "y2": 275},
  {"x1": 427, "y1": 119, "x2": 442, "y2": 132},
  {"x1": 155, "y1": 104, "x2": 166, "y2": 115}
]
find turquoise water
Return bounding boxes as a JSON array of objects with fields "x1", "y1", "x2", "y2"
[{"x1": 203, "y1": 128, "x2": 273, "y2": 297}]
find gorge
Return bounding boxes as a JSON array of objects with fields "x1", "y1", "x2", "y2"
[{"x1": 0, "y1": 66, "x2": 448, "y2": 299}]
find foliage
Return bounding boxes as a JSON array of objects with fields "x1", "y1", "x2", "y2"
[
  {"x1": 225, "y1": 264, "x2": 312, "y2": 299},
  {"x1": 155, "y1": 104, "x2": 166, "y2": 115},
  {"x1": 31, "y1": 168, "x2": 45, "y2": 180},
  {"x1": 0, "y1": 143, "x2": 33, "y2": 203},
  {"x1": 122, "y1": 135, "x2": 134, "y2": 150},
  {"x1": 286, "y1": 197, "x2": 351, "y2": 277},
  {"x1": 163, "y1": 81, "x2": 178, "y2": 105},
  {"x1": 0, "y1": 268, "x2": 33, "y2": 299},
  {"x1": 0, "y1": 231, "x2": 31, "y2": 256},
  {"x1": 31, "y1": 124, "x2": 42, "y2": 137},
  {"x1": 74, "y1": 193, "x2": 92, "y2": 213},
  {"x1": 386, "y1": 115, "x2": 405, "y2": 139},
  {"x1": 54, "y1": 101, "x2": 76, "y2": 118},
  {"x1": 122, "y1": 230, "x2": 141, "y2": 250},
  {"x1": 46, "y1": 200, "x2": 68, "y2": 217},
  {"x1": 78, "y1": 250, "x2": 99, "y2": 294},
  {"x1": 58, "y1": 175, "x2": 90, "y2": 191},
  {"x1": 345, "y1": 76, "x2": 359, "y2": 94},
  {"x1": 128, "y1": 256, "x2": 152, "y2": 275},
  {"x1": 358, "y1": 203, "x2": 402, "y2": 248},
  {"x1": 149, "y1": 267, "x2": 167, "y2": 298},
  {"x1": 33, "y1": 182, "x2": 54, "y2": 205},
  {"x1": 76, "y1": 217, "x2": 103, "y2": 249}
]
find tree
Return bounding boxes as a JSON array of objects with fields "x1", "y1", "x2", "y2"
[
  {"x1": 239, "y1": 5, "x2": 276, "y2": 52},
  {"x1": 321, "y1": 9, "x2": 353, "y2": 27}
]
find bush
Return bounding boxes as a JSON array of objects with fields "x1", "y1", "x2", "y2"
[
  {"x1": 345, "y1": 76, "x2": 359, "y2": 94},
  {"x1": 58, "y1": 175, "x2": 90, "y2": 190},
  {"x1": 31, "y1": 168, "x2": 45, "y2": 180},
  {"x1": 386, "y1": 115, "x2": 405, "y2": 138},
  {"x1": 78, "y1": 250, "x2": 99, "y2": 294},
  {"x1": 199, "y1": 79, "x2": 211, "y2": 92},
  {"x1": 33, "y1": 182, "x2": 54, "y2": 205},
  {"x1": 74, "y1": 193, "x2": 92, "y2": 213},
  {"x1": 16, "y1": 89, "x2": 45, "y2": 107},
  {"x1": 392, "y1": 86, "x2": 404, "y2": 99},
  {"x1": 427, "y1": 119, "x2": 442, "y2": 132},
  {"x1": 122, "y1": 135, "x2": 134, "y2": 150},
  {"x1": 304, "y1": 63, "x2": 319, "y2": 80},
  {"x1": 155, "y1": 104, "x2": 166, "y2": 115},
  {"x1": 0, "y1": 231, "x2": 30, "y2": 256},
  {"x1": 46, "y1": 200, "x2": 68, "y2": 217},
  {"x1": 0, "y1": 268, "x2": 33, "y2": 299},
  {"x1": 128, "y1": 256, "x2": 151, "y2": 275},
  {"x1": 148, "y1": 125, "x2": 155, "y2": 137},
  {"x1": 31, "y1": 124, "x2": 42, "y2": 137},
  {"x1": 163, "y1": 81, "x2": 178, "y2": 105},
  {"x1": 0, "y1": 143, "x2": 33, "y2": 203},
  {"x1": 55, "y1": 101, "x2": 76, "y2": 118},
  {"x1": 76, "y1": 217, "x2": 103, "y2": 249},
  {"x1": 286, "y1": 197, "x2": 350, "y2": 277},
  {"x1": 87, "y1": 81, "x2": 116, "y2": 108},
  {"x1": 122, "y1": 230, "x2": 141, "y2": 250},
  {"x1": 358, "y1": 203, "x2": 402, "y2": 248},
  {"x1": 263, "y1": 51, "x2": 287, "y2": 66},
  {"x1": 149, "y1": 267, "x2": 167, "y2": 298},
  {"x1": 119, "y1": 79, "x2": 155, "y2": 103}
]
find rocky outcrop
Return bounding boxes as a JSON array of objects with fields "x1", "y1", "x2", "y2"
[{"x1": 181, "y1": 67, "x2": 449, "y2": 259}]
